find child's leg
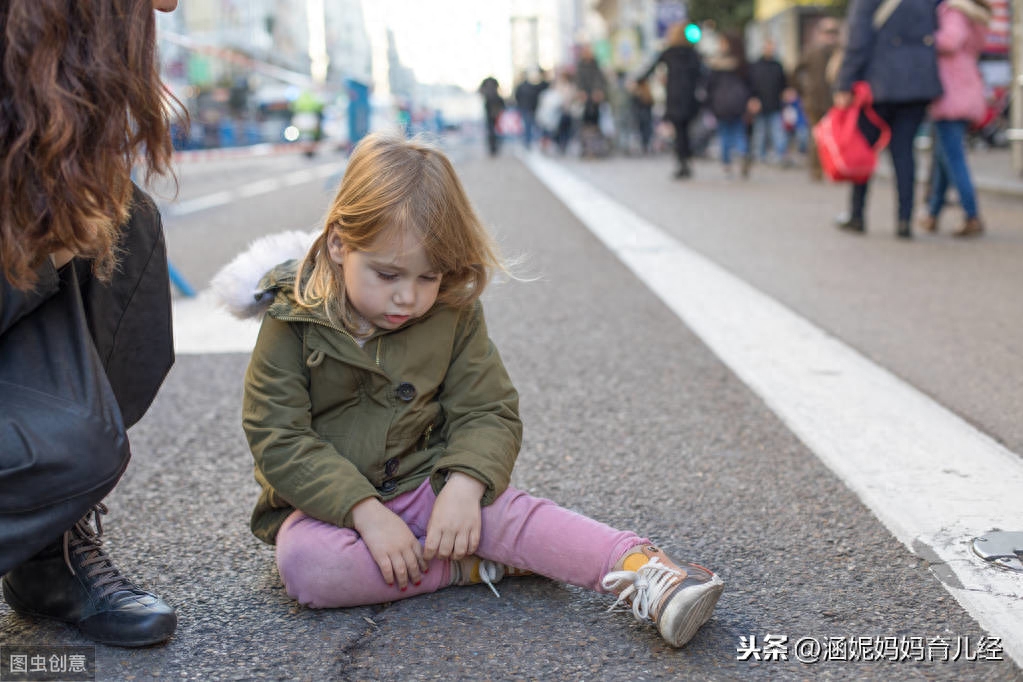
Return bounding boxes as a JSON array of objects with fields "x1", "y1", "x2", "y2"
[
  {"x1": 274, "y1": 480, "x2": 454, "y2": 608},
  {"x1": 476, "y1": 486, "x2": 723, "y2": 648},
  {"x1": 476, "y1": 486, "x2": 648, "y2": 593}
]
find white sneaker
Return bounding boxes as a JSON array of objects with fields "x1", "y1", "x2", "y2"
[
  {"x1": 450, "y1": 556, "x2": 532, "y2": 598},
  {"x1": 602, "y1": 545, "x2": 723, "y2": 647}
]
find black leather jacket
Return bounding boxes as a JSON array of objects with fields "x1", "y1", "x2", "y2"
[{"x1": 0, "y1": 184, "x2": 173, "y2": 427}]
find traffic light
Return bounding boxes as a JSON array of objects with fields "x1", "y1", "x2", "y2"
[{"x1": 684, "y1": 22, "x2": 702, "y2": 44}]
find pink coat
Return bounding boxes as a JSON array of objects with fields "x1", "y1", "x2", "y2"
[{"x1": 929, "y1": 0, "x2": 991, "y2": 124}]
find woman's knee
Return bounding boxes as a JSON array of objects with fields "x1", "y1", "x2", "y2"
[{"x1": 0, "y1": 400, "x2": 128, "y2": 512}]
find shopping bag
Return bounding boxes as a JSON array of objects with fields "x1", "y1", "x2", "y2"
[
  {"x1": 496, "y1": 109, "x2": 524, "y2": 137},
  {"x1": 813, "y1": 82, "x2": 890, "y2": 183}
]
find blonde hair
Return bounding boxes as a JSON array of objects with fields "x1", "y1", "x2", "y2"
[{"x1": 295, "y1": 133, "x2": 506, "y2": 331}]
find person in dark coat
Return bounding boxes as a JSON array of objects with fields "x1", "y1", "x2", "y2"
[
  {"x1": 791, "y1": 17, "x2": 843, "y2": 180},
  {"x1": 575, "y1": 44, "x2": 610, "y2": 157},
  {"x1": 834, "y1": 0, "x2": 943, "y2": 238},
  {"x1": 1, "y1": 0, "x2": 181, "y2": 647},
  {"x1": 707, "y1": 33, "x2": 754, "y2": 178},
  {"x1": 575, "y1": 44, "x2": 609, "y2": 123},
  {"x1": 638, "y1": 22, "x2": 703, "y2": 177},
  {"x1": 748, "y1": 38, "x2": 791, "y2": 165},
  {"x1": 514, "y1": 69, "x2": 548, "y2": 150},
  {"x1": 478, "y1": 76, "x2": 506, "y2": 157}
]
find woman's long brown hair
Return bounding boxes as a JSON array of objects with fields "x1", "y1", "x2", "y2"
[{"x1": 1, "y1": 0, "x2": 180, "y2": 290}]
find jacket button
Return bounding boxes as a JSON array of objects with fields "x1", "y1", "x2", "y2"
[
  {"x1": 396, "y1": 382, "x2": 416, "y2": 402},
  {"x1": 923, "y1": 35, "x2": 934, "y2": 46},
  {"x1": 378, "y1": 479, "x2": 398, "y2": 494},
  {"x1": 385, "y1": 457, "x2": 400, "y2": 476},
  {"x1": 891, "y1": 37, "x2": 901, "y2": 46}
]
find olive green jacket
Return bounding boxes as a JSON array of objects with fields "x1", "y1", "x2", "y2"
[{"x1": 242, "y1": 261, "x2": 521, "y2": 544}]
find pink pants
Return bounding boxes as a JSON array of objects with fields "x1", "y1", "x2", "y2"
[{"x1": 275, "y1": 480, "x2": 648, "y2": 608}]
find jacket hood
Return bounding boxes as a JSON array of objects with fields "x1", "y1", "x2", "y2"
[
  {"x1": 210, "y1": 229, "x2": 318, "y2": 319},
  {"x1": 946, "y1": 0, "x2": 993, "y2": 24}
]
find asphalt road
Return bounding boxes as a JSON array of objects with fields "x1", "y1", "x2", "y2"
[{"x1": 2, "y1": 140, "x2": 1021, "y2": 681}]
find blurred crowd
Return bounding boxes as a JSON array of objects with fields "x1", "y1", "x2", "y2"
[
  {"x1": 479, "y1": 0, "x2": 1005, "y2": 238},
  {"x1": 479, "y1": 20, "x2": 840, "y2": 175}
]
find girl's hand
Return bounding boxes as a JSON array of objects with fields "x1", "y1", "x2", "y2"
[
  {"x1": 423, "y1": 472, "x2": 486, "y2": 562},
  {"x1": 350, "y1": 498, "x2": 427, "y2": 590}
]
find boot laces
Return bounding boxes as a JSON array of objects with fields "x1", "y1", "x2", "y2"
[
  {"x1": 62, "y1": 504, "x2": 133, "y2": 600},
  {"x1": 602, "y1": 557, "x2": 683, "y2": 622}
]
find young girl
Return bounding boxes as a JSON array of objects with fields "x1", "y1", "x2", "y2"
[{"x1": 231, "y1": 133, "x2": 723, "y2": 648}]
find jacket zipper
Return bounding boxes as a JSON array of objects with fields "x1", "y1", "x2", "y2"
[{"x1": 273, "y1": 314, "x2": 383, "y2": 369}]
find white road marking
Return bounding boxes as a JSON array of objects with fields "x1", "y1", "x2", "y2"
[
  {"x1": 237, "y1": 178, "x2": 283, "y2": 198},
  {"x1": 282, "y1": 169, "x2": 317, "y2": 186},
  {"x1": 171, "y1": 190, "x2": 233, "y2": 216},
  {"x1": 522, "y1": 152, "x2": 1023, "y2": 667},
  {"x1": 166, "y1": 161, "x2": 341, "y2": 217}
]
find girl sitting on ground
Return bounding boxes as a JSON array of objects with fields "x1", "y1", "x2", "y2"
[{"x1": 220, "y1": 133, "x2": 724, "y2": 648}]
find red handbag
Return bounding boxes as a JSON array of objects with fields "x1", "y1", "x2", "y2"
[{"x1": 813, "y1": 82, "x2": 890, "y2": 183}]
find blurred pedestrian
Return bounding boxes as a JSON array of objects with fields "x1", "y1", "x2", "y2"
[
  {"x1": 554, "y1": 70, "x2": 579, "y2": 154},
  {"x1": 1, "y1": 0, "x2": 181, "y2": 646},
  {"x1": 921, "y1": 0, "x2": 992, "y2": 238},
  {"x1": 707, "y1": 33, "x2": 754, "y2": 178},
  {"x1": 478, "y1": 76, "x2": 505, "y2": 157},
  {"x1": 630, "y1": 78, "x2": 655, "y2": 154},
  {"x1": 575, "y1": 44, "x2": 610, "y2": 157},
  {"x1": 791, "y1": 17, "x2": 843, "y2": 180},
  {"x1": 749, "y1": 38, "x2": 791, "y2": 166},
  {"x1": 833, "y1": 0, "x2": 942, "y2": 238},
  {"x1": 536, "y1": 71, "x2": 564, "y2": 153},
  {"x1": 514, "y1": 69, "x2": 548, "y2": 150},
  {"x1": 221, "y1": 133, "x2": 725, "y2": 649},
  {"x1": 608, "y1": 71, "x2": 633, "y2": 153},
  {"x1": 638, "y1": 22, "x2": 703, "y2": 178}
]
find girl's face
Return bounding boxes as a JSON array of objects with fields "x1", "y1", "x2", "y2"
[{"x1": 328, "y1": 229, "x2": 443, "y2": 331}]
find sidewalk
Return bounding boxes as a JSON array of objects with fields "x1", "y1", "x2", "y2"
[{"x1": 875, "y1": 145, "x2": 1023, "y2": 199}]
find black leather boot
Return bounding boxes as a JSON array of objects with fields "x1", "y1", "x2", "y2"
[
  {"x1": 1, "y1": 504, "x2": 176, "y2": 647},
  {"x1": 896, "y1": 220, "x2": 913, "y2": 239}
]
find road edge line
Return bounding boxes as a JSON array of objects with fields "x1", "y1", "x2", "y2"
[{"x1": 521, "y1": 151, "x2": 1023, "y2": 669}]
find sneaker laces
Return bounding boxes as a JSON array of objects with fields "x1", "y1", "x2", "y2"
[
  {"x1": 601, "y1": 556, "x2": 683, "y2": 622},
  {"x1": 477, "y1": 560, "x2": 504, "y2": 598},
  {"x1": 62, "y1": 503, "x2": 133, "y2": 601}
]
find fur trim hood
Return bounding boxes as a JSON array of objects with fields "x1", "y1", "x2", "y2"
[
  {"x1": 946, "y1": 0, "x2": 993, "y2": 24},
  {"x1": 210, "y1": 229, "x2": 318, "y2": 319}
]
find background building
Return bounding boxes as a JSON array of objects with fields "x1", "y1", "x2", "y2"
[{"x1": 748, "y1": 0, "x2": 842, "y2": 72}]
